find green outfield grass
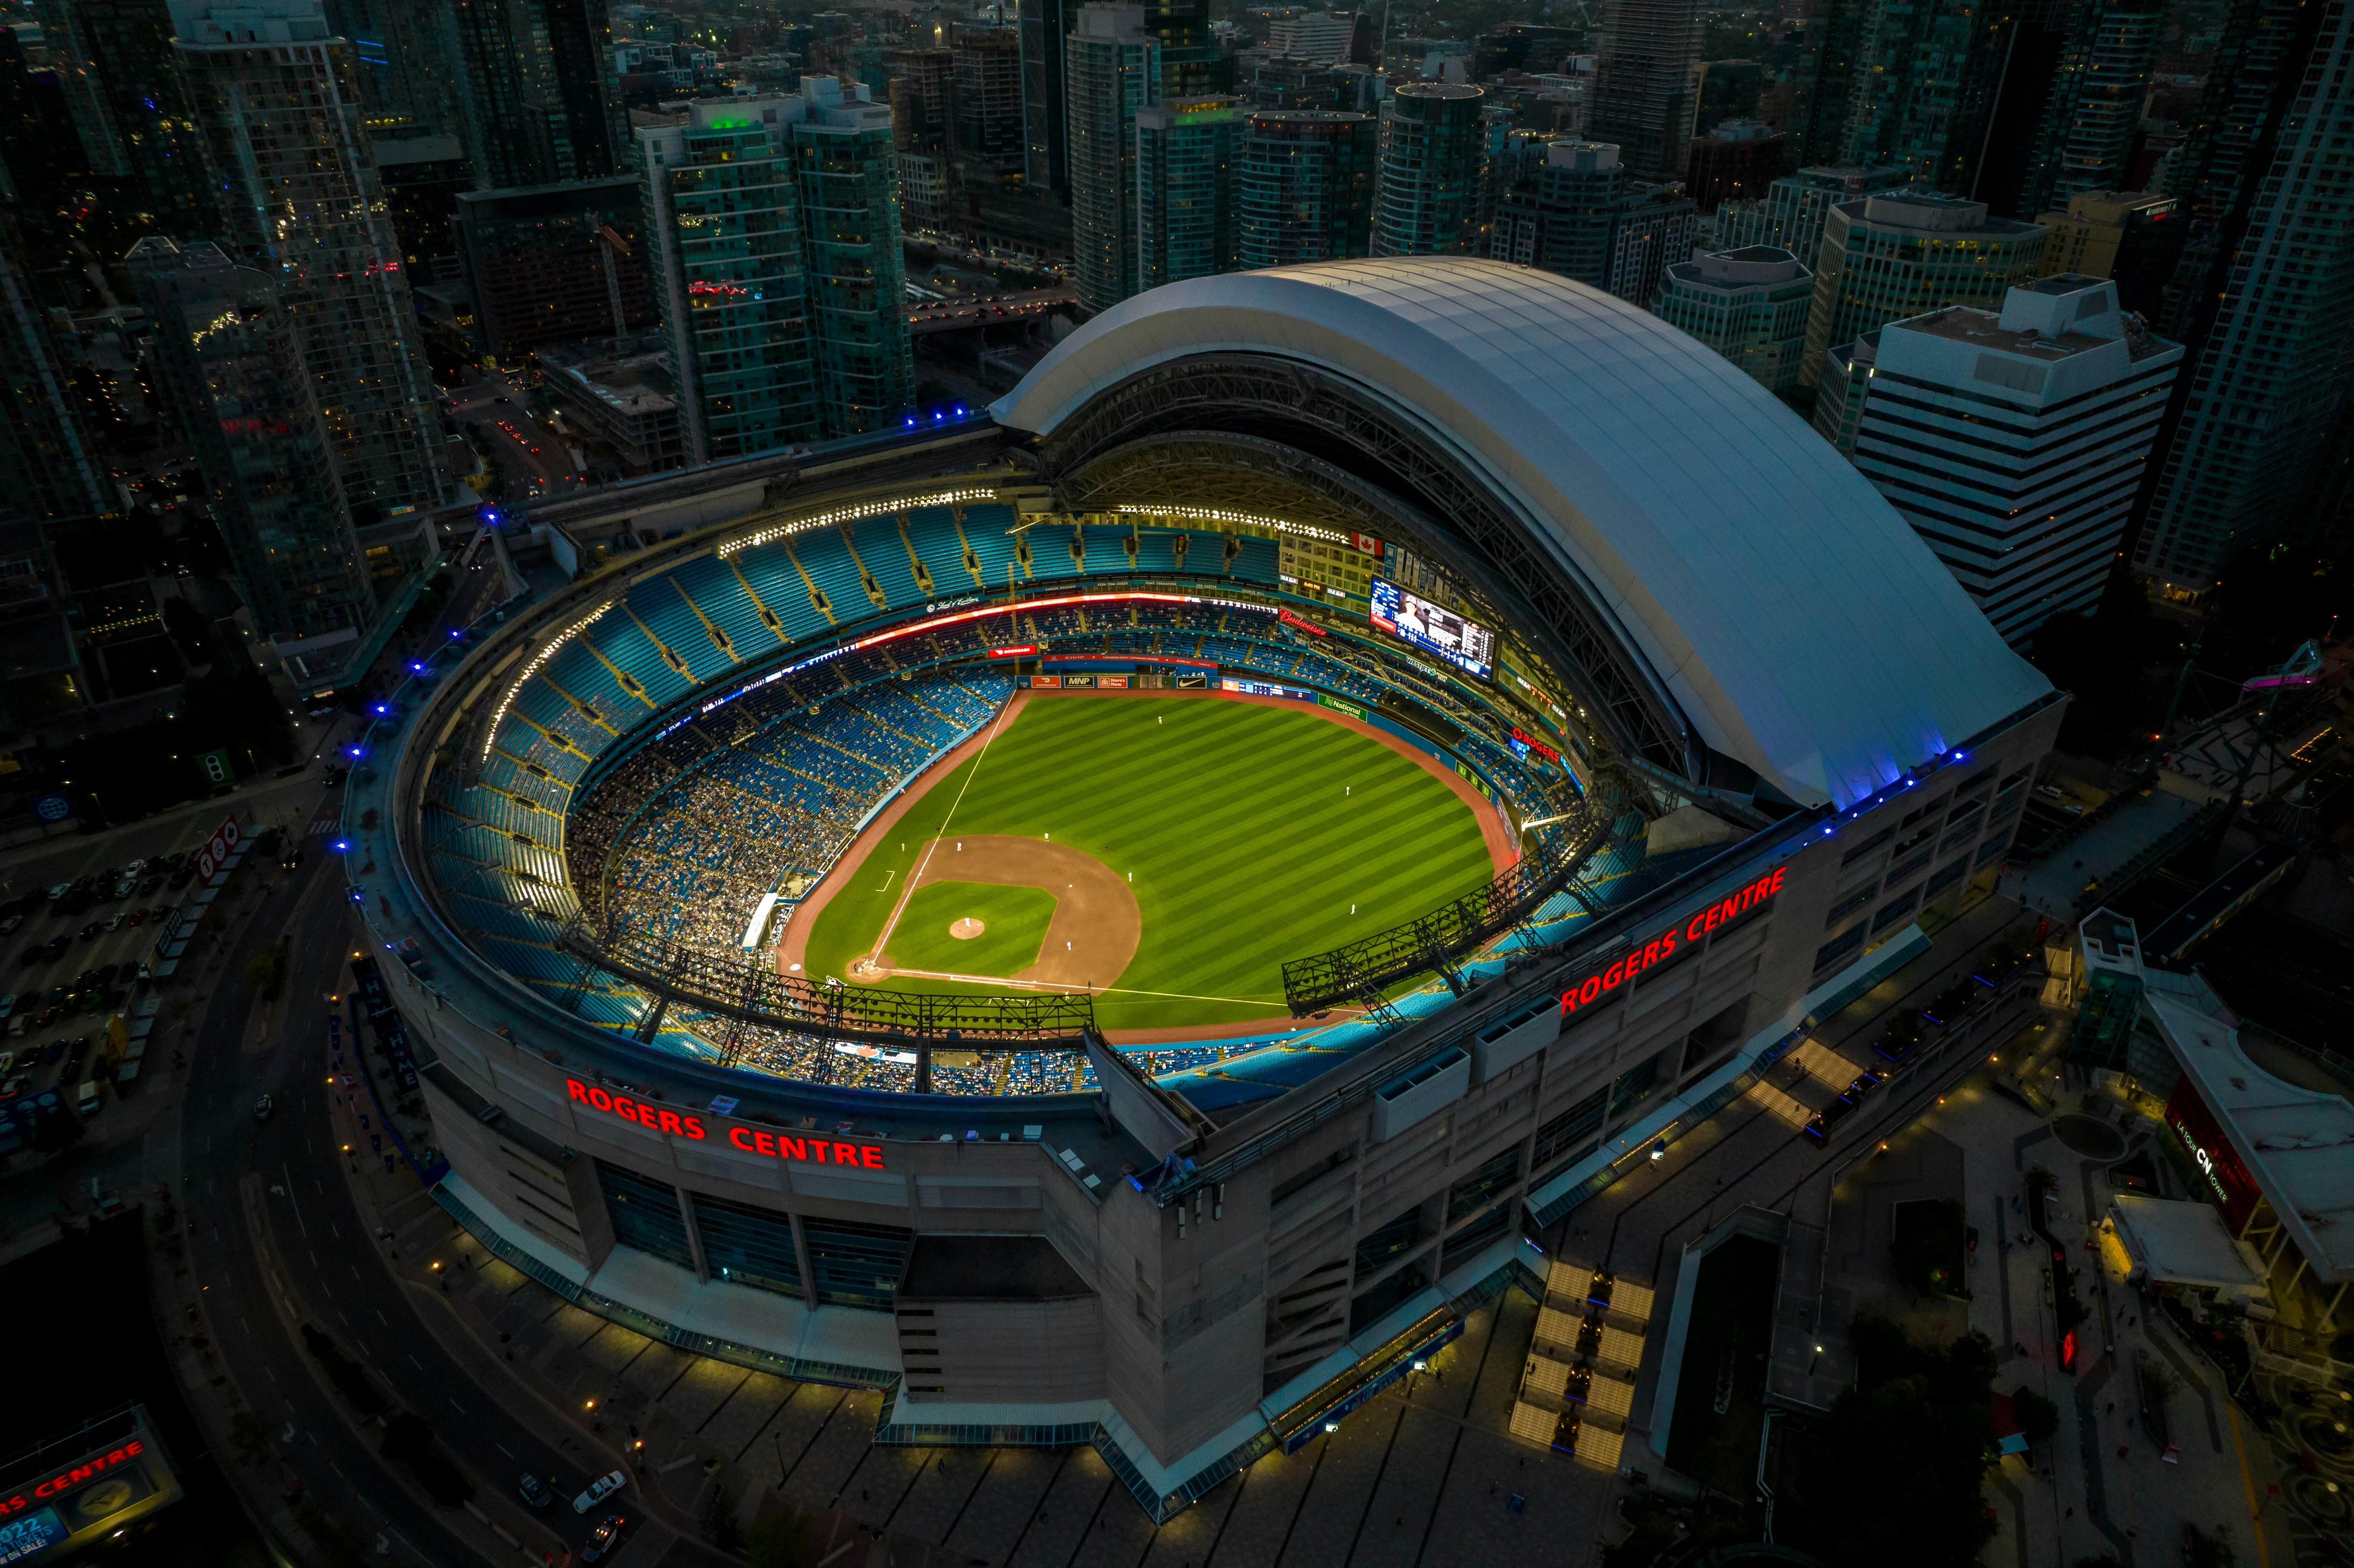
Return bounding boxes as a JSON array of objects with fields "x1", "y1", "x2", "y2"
[
  {"x1": 800, "y1": 696, "x2": 1496, "y2": 1031},
  {"x1": 883, "y1": 881, "x2": 1057, "y2": 976}
]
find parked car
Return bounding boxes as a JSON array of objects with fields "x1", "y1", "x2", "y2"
[
  {"x1": 571, "y1": 1469, "x2": 626, "y2": 1513},
  {"x1": 515, "y1": 1473, "x2": 553, "y2": 1510},
  {"x1": 37, "y1": 1039, "x2": 63, "y2": 1066}
]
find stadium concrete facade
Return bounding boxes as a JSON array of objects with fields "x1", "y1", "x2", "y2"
[{"x1": 354, "y1": 258, "x2": 2064, "y2": 1519}]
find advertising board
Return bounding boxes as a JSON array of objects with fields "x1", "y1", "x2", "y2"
[{"x1": 1369, "y1": 577, "x2": 1494, "y2": 679}]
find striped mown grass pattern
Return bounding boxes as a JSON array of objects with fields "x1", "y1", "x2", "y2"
[{"x1": 800, "y1": 696, "x2": 1495, "y2": 1031}]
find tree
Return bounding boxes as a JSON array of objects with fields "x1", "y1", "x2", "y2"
[
  {"x1": 244, "y1": 946, "x2": 284, "y2": 996},
  {"x1": 229, "y1": 1407, "x2": 274, "y2": 1467},
  {"x1": 2026, "y1": 567, "x2": 2187, "y2": 759},
  {"x1": 2182, "y1": 1522, "x2": 2238, "y2": 1568},
  {"x1": 2012, "y1": 1385, "x2": 2060, "y2": 1446},
  {"x1": 1800, "y1": 1317, "x2": 1999, "y2": 1568},
  {"x1": 1891, "y1": 1199, "x2": 1969, "y2": 1295}
]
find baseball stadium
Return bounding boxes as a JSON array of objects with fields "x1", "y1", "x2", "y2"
[{"x1": 354, "y1": 258, "x2": 2065, "y2": 1518}]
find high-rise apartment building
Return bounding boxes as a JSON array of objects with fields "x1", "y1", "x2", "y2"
[
  {"x1": 454, "y1": 177, "x2": 651, "y2": 356},
  {"x1": 1717, "y1": 163, "x2": 1912, "y2": 268},
  {"x1": 0, "y1": 224, "x2": 103, "y2": 729},
  {"x1": 954, "y1": 25, "x2": 1025, "y2": 172},
  {"x1": 36, "y1": 0, "x2": 215, "y2": 234},
  {"x1": 639, "y1": 84, "x2": 911, "y2": 464},
  {"x1": 1265, "y1": 10, "x2": 1355, "y2": 61},
  {"x1": 447, "y1": 0, "x2": 628, "y2": 188},
  {"x1": 1019, "y1": 0, "x2": 1076, "y2": 193},
  {"x1": 1999, "y1": 0, "x2": 2162, "y2": 217},
  {"x1": 172, "y1": 0, "x2": 449, "y2": 519},
  {"x1": 1817, "y1": 276, "x2": 2183, "y2": 642},
  {"x1": 2132, "y1": 0, "x2": 2354, "y2": 589},
  {"x1": 796, "y1": 82, "x2": 914, "y2": 433},
  {"x1": 1371, "y1": 83, "x2": 1485, "y2": 258},
  {"x1": 1067, "y1": 3, "x2": 1160, "y2": 313},
  {"x1": 1681, "y1": 119, "x2": 1781, "y2": 214},
  {"x1": 2034, "y1": 191, "x2": 2181, "y2": 316},
  {"x1": 1489, "y1": 138, "x2": 1693, "y2": 305},
  {"x1": 1137, "y1": 96, "x2": 1240, "y2": 289},
  {"x1": 374, "y1": 132, "x2": 472, "y2": 286},
  {"x1": 138, "y1": 242, "x2": 369, "y2": 644},
  {"x1": 1800, "y1": 191, "x2": 2046, "y2": 385},
  {"x1": 1655, "y1": 245, "x2": 1813, "y2": 392},
  {"x1": 1237, "y1": 109, "x2": 1375, "y2": 268},
  {"x1": 1836, "y1": 0, "x2": 2008, "y2": 193},
  {"x1": 325, "y1": 0, "x2": 460, "y2": 136},
  {"x1": 1588, "y1": 0, "x2": 1703, "y2": 180}
]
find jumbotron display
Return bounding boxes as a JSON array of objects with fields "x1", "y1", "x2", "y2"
[{"x1": 1369, "y1": 575, "x2": 1496, "y2": 680}]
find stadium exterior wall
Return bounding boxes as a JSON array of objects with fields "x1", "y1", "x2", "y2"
[{"x1": 368, "y1": 680, "x2": 2058, "y2": 1518}]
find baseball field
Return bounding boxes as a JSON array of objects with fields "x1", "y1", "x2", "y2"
[{"x1": 794, "y1": 693, "x2": 1502, "y2": 1034}]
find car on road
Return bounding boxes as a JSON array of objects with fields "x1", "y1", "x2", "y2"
[
  {"x1": 581, "y1": 1514, "x2": 626, "y2": 1562},
  {"x1": 516, "y1": 1472, "x2": 553, "y2": 1509},
  {"x1": 280, "y1": 849, "x2": 302, "y2": 873},
  {"x1": 16, "y1": 947, "x2": 39, "y2": 968},
  {"x1": 0, "y1": 915, "x2": 19, "y2": 937},
  {"x1": 103, "y1": 914, "x2": 124, "y2": 932},
  {"x1": 147, "y1": 907, "x2": 171, "y2": 925},
  {"x1": 252, "y1": 1095, "x2": 273, "y2": 1121},
  {"x1": 126, "y1": 909, "x2": 146, "y2": 928},
  {"x1": 44, "y1": 884, "x2": 66, "y2": 901},
  {"x1": 58, "y1": 1038, "x2": 85, "y2": 1081},
  {"x1": 38, "y1": 1039, "x2": 64, "y2": 1065},
  {"x1": 77, "y1": 922, "x2": 100, "y2": 943},
  {"x1": 572, "y1": 1469, "x2": 626, "y2": 1513}
]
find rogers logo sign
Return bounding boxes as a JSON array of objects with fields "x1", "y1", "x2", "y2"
[
  {"x1": 565, "y1": 1078, "x2": 887, "y2": 1170},
  {"x1": 1560, "y1": 868, "x2": 1786, "y2": 1016}
]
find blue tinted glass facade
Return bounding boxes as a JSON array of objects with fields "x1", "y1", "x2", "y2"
[{"x1": 595, "y1": 1159, "x2": 694, "y2": 1271}]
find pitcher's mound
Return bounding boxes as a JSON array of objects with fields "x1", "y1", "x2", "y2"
[{"x1": 949, "y1": 917, "x2": 987, "y2": 940}]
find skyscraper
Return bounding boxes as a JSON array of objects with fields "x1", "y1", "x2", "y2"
[
  {"x1": 1066, "y1": 3, "x2": 1160, "y2": 313},
  {"x1": 446, "y1": 0, "x2": 629, "y2": 188},
  {"x1": 2034, "y1": 190, "x2": 2181, "y2": 316},
  {"x1": 1998, "y1": 0, "x2": 2161, "y2": 217},
  {"x1": 1588, "y1": 0, "x2": 1703, "y2": 180},
  {"x1": 2131, "y1": 0, "x2": 2354, "y2": 590},
  {"x1": 638, "y1": 84, "x2": 911, "y2": 463},
  {"x1": 1681, "y1": 119, "x2": 1782, "y2": 214},
  {"x1": 1655, "y1": 246, "x2": 1814, "y2": 392},
  {"x1": 1266, "y1": 10, "x2": 1355, "y2": 60},
  {"x1": 1019, "y1": 0, "x2": 1076, "y2": 194},
  {"x1": 139, "y1": 242, "x2": 369, "y2": 644},
  {"x1": 1714, "y1": 162, "x2": 1911, "y2": 265},
  {"x1": 1371, "y1": 82, "x2": 1485, "y2": 257},
  {"x1": 0, "y1": 222, "x2": 106, "y2": 728},
  {"x1": 1238, "y1": 109, "x2": 1375, "y2": 268},
  {"x1": 173, "y1": 0, "x2": 450, "y2": 519},
  {"x1": 795, "y1": 81, "x2": 914, "y2": 435},
  {"x1": 1489, "y1": 139, "x2": 1694, "y2": 305},
  {"x1": 1819, "y1": 276, "x2": 2183, "y2": 642},
  {"x1": 324, "y1": 0, "x2": 460, "y2": 136},
  {"x1": 1137, "y1": 96, "x2": 1240, "y2": 289},
  {"x1": 953, "y1": 26, "x2": 1025, "y2": 172},
  {"x1": 454, "y1": 177, "x2": 651, "y2": 356},
  {"x1": 36, "y1": 0, "x2": 216, "y2": 234},
  {"x1": 1837, "y1": 0, "x2": 2008, "y2": 193},
  {"x1": 1800, "y1": 191, "x2": 2046, "y2": 384}
]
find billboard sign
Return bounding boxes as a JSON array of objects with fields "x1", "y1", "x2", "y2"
[
  {"x1": 2164, "y1": 1079, "x2": 2262, "y2": 1232},
  {"x1": 1369, "y1": 577, "x2": 1494, "y2": 679},
  {"x1": 193, "y1": 817, "x2": 244, "y2": 882}
]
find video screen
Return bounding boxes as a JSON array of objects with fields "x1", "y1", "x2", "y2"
[{"x1": 1368, "y1": 577, "x2": 1494, "y2": 680}]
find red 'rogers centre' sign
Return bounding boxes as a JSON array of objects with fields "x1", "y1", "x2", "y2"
[
  {"x1": 1560, "y1": 867, "x2": 1786, "y2": 1016},
  {"x1": 566, "y1": 1079, "x2": 887, "y2": 1170},
  {"x1": 0, "y1": 1439, "x2": 143, "y2": 1516}
]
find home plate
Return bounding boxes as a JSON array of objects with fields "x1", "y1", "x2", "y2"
[{"x1": 950, "y1": 917, "x2": 986, "y2": 940}]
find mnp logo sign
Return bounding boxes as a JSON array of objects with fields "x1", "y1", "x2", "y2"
[{"x1": 31, "y1": 795, "x2": 71, "y2": 823}]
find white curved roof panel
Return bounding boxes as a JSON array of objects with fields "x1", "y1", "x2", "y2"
[{"x1": 993, "y1": 258, "x2": 2052, "y2": 808}]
